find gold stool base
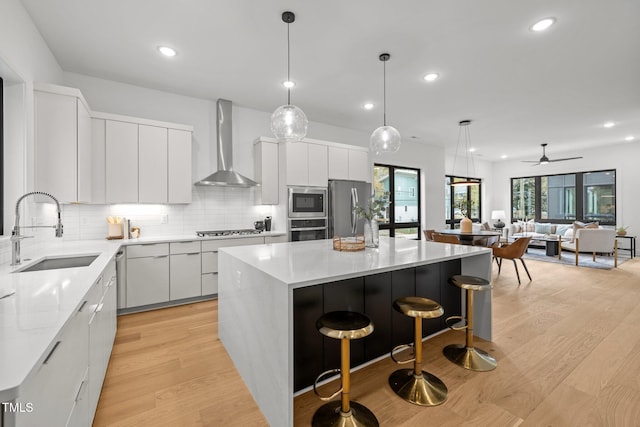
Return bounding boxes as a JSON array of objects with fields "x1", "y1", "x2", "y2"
[
  {"x1": 388, "y1": 369, "x2": 448, "y2": 406},
  {"x1": 443, "y1": 344, "x2": 497, "y2": 372},
  {"x1": 312, "y1": 401, "x2": 379, "y2": 427}
]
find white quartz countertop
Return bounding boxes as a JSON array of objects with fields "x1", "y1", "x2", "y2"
[
  {"x1": 0, "y1": 239, "x2": 121, "y2": 401},
  {"x1": 0, "y1": 231, "x2": 285, "y2": 401},
  {"x1": 220, "y1": 237, "x2": 491, "y2": 288}
]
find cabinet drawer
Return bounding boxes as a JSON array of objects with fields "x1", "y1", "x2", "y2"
[
  {"x1": 202, "y1": 272, "x2": 218, "y2": 295},
  {"x1": 170, "y1": 241, "x2": 201, "y2": 255},
  {"x1": 170, "y1": 253, "x2": 202, "y2": 300},
  {"x1": 201, "y1": 237, "x2": 264, "y2": 252},
  {"x1": 126, "y1": 243, "x2": 169, "y2": 258},
  {"x1": 201, "y1": 251, "x2": 218, "y2": 274}
]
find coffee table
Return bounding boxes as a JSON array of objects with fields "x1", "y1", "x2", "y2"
[{"x1": 537, "y1": 236, "x2": 564, "y2": 259}]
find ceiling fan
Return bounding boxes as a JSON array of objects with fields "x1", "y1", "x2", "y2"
[{"x1": 522, "y1": 143, "x2": 583, "y2": 165}]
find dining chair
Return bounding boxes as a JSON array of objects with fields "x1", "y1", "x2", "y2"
[
  {"x1": 433, "y1": 233, "x2": 461, "y2": 244},
  {"x1": 490, "y1": 236, "x2": 532, "y2": 284},
  {"x1": 423, "y1": 229, "x2": 436, "y2": 241}
]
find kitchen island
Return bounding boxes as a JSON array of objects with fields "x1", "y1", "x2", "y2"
[{"x1": 218, "y1": 237, "x2": 492, "y2": 427}]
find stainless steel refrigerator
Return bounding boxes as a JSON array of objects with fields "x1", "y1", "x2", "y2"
[{"x1": 328, "y1": 180, "x2": 371, "y2": 238}]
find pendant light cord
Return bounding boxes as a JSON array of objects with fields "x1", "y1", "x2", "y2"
[
  {"x1": 382, "y1": 59, "x2": 387, "y2": 126},
  {"x1": 287, "y1": 20, "x2": 291, "y2": 105}
]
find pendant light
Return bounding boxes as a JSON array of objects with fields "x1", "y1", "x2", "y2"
[
  {"x1": 370, "y1": 53, "x2": 401, "y2": 155},
  {"x1": 450, "y1": 120, "x2": 480, "y2": 186},
  {"x1": 271, "y1": 11, "x2": 308, "y2": 142}
]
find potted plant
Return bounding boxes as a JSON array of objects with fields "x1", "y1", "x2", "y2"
[
  {"x1": 616, "y1": 226, "x2": 629, "y2": 236},
  {"x1": 353, "y1": 192, "x2": 390, "y2": 247}
]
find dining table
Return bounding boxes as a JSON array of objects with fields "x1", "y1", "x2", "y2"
[{"x1": 436, "y1": 229, "x2": 502, "y2": 245}]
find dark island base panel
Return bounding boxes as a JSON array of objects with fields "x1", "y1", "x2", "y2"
[{"x1": 293, "y1": 259, "x2": 462, "y2": 392}]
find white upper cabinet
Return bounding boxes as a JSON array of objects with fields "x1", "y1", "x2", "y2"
[
  {"x1": 283, "y1": 141, "x2": 328, "y2": 187},
  {"x1": 105, "y1": 120, "x2": 139, "y2": 203},
  {"x1": 328, "y1": 146, "x2": 370, "y2": 182},
  {"x1": 347, "y1": 149, "x2": 370, "y2": 182},
  {"x1": 254, "y1": 139, "x2": 279, "y2": 204},
  {"x1": 96, "y1": 111, "x2": 193, "y2": 204},
  {"x1": 168, "y1": 129, "x2": 192, "y2": 203},
  {"x1": 34, "y1": 85, "x2": 92, "y2": 203},
  {"x1": 139, "y1": 125, "x2": 168, "y2": 203},
  {"x1": 91, "y1": 118, "x2": 106, "y2": 204}
]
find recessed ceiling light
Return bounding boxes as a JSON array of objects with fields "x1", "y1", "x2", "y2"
[
  {"x1": 468, "y1": 147, "x2": 477, "y2": 153},
  {"x1": 501, "y1": 154, "x2": 508, "y2": 159},
  {"x1": 625, "y1": 135, "x2": 635, "y2": 141},
  {"x1": 282, "y1": 80, "x2": 295, "y2": 88},
  {"x1": 603, "y1": 121, "x2": 615, "y2": 128},
  {"x1": 157, "y1": 46, "x2": 177, "y2": 57},
  {"x1": 531, "y1": 17, "x2": 556, "y2": 32},
  {"x1": 423, "y1": 73, "x2": 439, "y2": 82},
  {"x1": 363, "y1": 103, "x2": 375, "y2": 110}
]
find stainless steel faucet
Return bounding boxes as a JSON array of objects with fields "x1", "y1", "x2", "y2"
[{"x1": 11, "y1": 191, "x2": 64, "y2": 265}]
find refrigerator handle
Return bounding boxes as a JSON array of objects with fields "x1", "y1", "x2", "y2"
[{"x1": 351, "y1": 187, "x2": 359, "y2": 234}]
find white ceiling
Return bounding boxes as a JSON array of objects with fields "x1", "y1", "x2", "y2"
[{"x1": 20, "y1": 0, "x2": 640, "y2": 162}]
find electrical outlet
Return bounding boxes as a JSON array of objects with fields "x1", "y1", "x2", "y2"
[{"x1": 160, "y1": 215, "x2": 168, "y2": 224}]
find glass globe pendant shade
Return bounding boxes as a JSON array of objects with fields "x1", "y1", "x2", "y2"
[
  {"x1": 271, "y1": 104, "x2": 308, "y2": 142},
  {"x1": 370, "y1": 125, "x2": 401, "y2": 155}
]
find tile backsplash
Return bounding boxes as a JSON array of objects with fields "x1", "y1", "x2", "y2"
[{"x1": 0, "y1": 186, "x2": 275, "y2": 265}]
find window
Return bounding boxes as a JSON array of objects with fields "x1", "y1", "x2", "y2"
[
  {"x1": 373, "y1": 164, "x2": 420, "y2": 239},
  {"x1": 445, "y1": 176, "x2": 482, "y2": 229},
  {"x1": 510, "y1": 169, "x2": 615, "y2": 225}
]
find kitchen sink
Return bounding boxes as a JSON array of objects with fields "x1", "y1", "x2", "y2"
[{"x1": 15, "y1": 255, "x2": 99, "y2": 273}]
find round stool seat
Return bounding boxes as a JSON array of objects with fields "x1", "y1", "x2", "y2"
[
  {"x1": 449, "y1": 275, "x2": 491, "y2": 291},
  {"x1": 393, "y1": 296, "x2": 444, "y2": 319},
  {"x1": 316, "y1": 311, "x2": 374, "y2": 340}
]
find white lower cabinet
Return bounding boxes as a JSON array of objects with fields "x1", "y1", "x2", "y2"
[
  {"x1": 201, "y1": 272, "x2": 218, "y2": 295},
  {"x1": 170, "y1": 252, "x2": 202, "y2": 300},
  {"x1": 13, "y1": 259, "x2": 116, "y2": 427},
  {"x1": 126, "y1": 243, "x2": 170, "y2": 307}
]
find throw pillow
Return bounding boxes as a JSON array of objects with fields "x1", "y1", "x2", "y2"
[
  {"x1": 481, "y1": 222, "x2": 491, "y2": 230},
  {"x1": 555, "y1": 224, "x2": 571, "y2": 236},
  {"x1": 525, "y1": 220, "x2": 536, "y2": 232},
  {"x1": 534, "y1": 223, "x2": 552, "y2": 234}
]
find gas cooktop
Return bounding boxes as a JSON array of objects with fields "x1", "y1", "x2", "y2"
[{"x1": 196, "y1": 229, "x2": 263, "y2": 237}]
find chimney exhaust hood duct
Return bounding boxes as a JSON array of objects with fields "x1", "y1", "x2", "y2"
[{"x1": 195, "y1": 99, "x2": 258, "y2": 187}]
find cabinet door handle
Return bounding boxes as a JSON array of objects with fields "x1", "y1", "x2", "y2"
[
  {"x1": 74, "y1": 380, "x2": 86, "y2": 402},
  {"x1": 153, "y1": 255, "x2": 169, "y2": 259},
  {"x1": 186, "y1": 252, "x2": 200, "y2": 256},
  {"x1": 77, "y1": 300, "x2": 88, "y2": 313},
  {"x1": 96, "y1": 276, "x2": 103, "y2": 286},
  {"x1": 43, "y1": 341, "x2": 61, "y2": 364},
  {"x1": 96, "y1": 303, "x2": 104, "y2": 313}
]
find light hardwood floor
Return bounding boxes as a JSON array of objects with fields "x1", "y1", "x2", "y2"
[{"x1": 94, "y1": 257, "x2": 640, "y2": 426}]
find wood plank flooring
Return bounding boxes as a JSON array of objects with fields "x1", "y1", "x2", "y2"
[{"x1": 94, "y1": 258, "x2": 640, "y2": 426}]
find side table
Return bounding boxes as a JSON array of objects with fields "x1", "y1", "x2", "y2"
[{"x1": 615, "y1": 235, "x2": 636, "y2": 259}]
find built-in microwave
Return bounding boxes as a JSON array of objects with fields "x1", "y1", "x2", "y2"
[{"x1": 288, "y1": 187, "x2": 327, "y2": 218}]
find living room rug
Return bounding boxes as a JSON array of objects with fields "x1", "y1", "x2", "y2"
[{"x1": 522, "y1": 246, "x2": 630, "y2": 270}]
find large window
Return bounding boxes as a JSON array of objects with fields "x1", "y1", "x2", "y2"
[
  {"x1": 373, "y1": 164, "x2": 420, "y2": 239},
  {"x1": 1, "y1": 76, "x2": 3, "y2": 235},
  {"x1": 445, "y1": 176, "x2": 481, "y2": 229},
  {"x1": 510, "y1": 169, "x2": 615, "y2": 225}
]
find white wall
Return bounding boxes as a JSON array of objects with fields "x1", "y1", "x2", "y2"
[{"x1": 489, "y1": 141, "x2": 640, "y2": 235}]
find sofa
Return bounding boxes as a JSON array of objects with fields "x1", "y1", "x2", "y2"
[
  {"x1": 508, "y1": 220, "x2": 614, "y2": 253},
  {"x1": 560, "y1": 228, "x2": 618, "y2": 267}
]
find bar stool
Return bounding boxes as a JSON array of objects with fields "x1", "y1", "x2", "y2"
[
  {"x1": 312, "y1": 311, "x2": 379, "y2": 427},
  {"x1": 443, "y1": 275, "x2": 497, "y2": 371},
  {"x1": 389, "y1": 296, "x2": 448, "y2": 406}
]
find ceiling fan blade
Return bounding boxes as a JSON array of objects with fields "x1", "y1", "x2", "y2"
[
  {"x1": 521, "y1": 160, "x2": 540, "y2": 163},
  {"x1": 548, "y1": 156, "x2": 583, "y2": 162}
]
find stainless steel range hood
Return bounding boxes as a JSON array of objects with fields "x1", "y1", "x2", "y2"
[{"x1": 195, "y1": 99, "x2": 258, "y2": 187}]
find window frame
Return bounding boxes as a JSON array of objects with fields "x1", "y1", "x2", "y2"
[
  {"x1": 510, "y1": 169, "x2": 616, "y2": 226},
  {"x1": 445, "y1": 175, "x2": 482, "y2": 229},
  {"x1": 374, "y1": 163, "x2": 421, "y2": 239}
]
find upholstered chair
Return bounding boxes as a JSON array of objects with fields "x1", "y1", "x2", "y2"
[
  {"x1": 433, "y1": 233, "x2": 461, "y2": 244},
  {"x1": 574, "y1": 229, "x2": 618, "y2": 267},
  {"x1": 491, "y1": 236, "x2": 533, "y2": 284},
  {"x1": 423, "y1": 229, "x2": 436, "y2": 241}
]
